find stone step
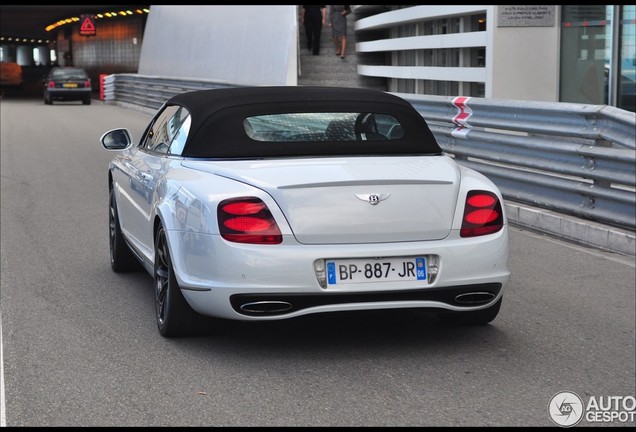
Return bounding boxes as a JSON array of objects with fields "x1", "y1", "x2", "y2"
[
  {"x1": 299, "y1": 71, "x2": 359, "y2": 82},
  {"x1": 297, "y1": 11, "x2": 360, "y2": 88},
  {"x1": 299, "y1": 60, "x2": 357, "y2": 68}
]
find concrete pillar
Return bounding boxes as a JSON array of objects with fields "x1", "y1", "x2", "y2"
[
  {"x1": 16, "y1": 45, "x2": 32, "y2": 66},
  {"x1": 34, "y1": 46, "x2": 49, "y2": 66},
  {"x1": 0, "y1": 44, "x2": 17, "y2": 63}
]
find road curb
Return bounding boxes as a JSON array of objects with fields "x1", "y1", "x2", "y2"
[{"x1": 505, "y1": 201, "x2": 636, "y2": 257}]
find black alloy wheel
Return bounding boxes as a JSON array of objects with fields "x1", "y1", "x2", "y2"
[
  {"x1": 109, "y1": 185, "x2": 141, "y2": 272},
  {"x1": 154, "y1": 225, "x2": 199, "y2": 337}
]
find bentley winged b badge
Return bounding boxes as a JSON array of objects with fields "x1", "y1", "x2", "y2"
[{"x1": 355, "y1": 193, "x2": 391, "y2": 205}]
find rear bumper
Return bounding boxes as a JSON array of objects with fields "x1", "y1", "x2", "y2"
[
  {"x1": 46, "y1": 88, "x2": 91, "y2": 99},
  {"x1": 175, "y1": 226, "x2": 510, "y2": 321},
  {"x1": 230, "y1": 282, "x2": 503, "y2": 317}
]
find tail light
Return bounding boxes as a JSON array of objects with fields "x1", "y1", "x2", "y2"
[
  {"x1": 218, "y1": 197, "x2": 282, "y2": 244},
  {"x1": 47, "y1": 81, "x2": 55, "y2": 88},
  {"x1": 84, "y1": 80, "x2": 91, "y2": 88},
  {"x1": 460, "y1": 190, "x2": 504, "y2": 237}
]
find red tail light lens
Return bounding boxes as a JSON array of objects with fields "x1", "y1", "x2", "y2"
[
  {"x1": 84, "y1": 80, "x2": 91, "y2": 88},
  {"x1": 47, "y1": 81, "x2": 55, "y2": 88},
  {"x1": 460, "y1": 191, "x2": 504, "y2": 237},
  {"x1": 218, "y1": 197, "x2": 282, "y2": 244}
]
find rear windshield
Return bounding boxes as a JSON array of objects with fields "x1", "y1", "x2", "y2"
[
  {"x1": 244, "y1": 112, "x2": 404, "y2": 142},
  {"x1": 182, "y1": 100, "x2": 442, "y2": 158},
  {"x1": 50, "y1": 68, "x2": 88, "y2": 80}
]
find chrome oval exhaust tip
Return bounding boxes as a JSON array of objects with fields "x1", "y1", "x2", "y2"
[
  {"x1": 455, "y1": 292, "x2": 496, "y2": 305},
  {"x1": 240, "y1": 300, "x2": 293, "y2": 314}
]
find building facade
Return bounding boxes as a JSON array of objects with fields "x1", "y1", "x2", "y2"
[
  {"x1": 1, "y1": 5, "x2": 633, "y2": 113},
  {"x1": 354, "y1": 5, "x2": 635, "y2": 112}
]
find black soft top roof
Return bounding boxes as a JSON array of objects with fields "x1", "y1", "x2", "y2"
[{"x1": 166, "y1": 86, "x2": 441, "y2": 158}]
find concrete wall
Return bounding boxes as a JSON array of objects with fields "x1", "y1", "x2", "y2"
[
  {"x1": 490, "y1": 7, "x2": 560, "y2": 101},
  {"x1": 138, "y1": 5, "x2": 298, "y2": 86}
]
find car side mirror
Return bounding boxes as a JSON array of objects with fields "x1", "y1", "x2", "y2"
[{"x1": 100, "y1": 128, "x2": 133, "y2": 150}]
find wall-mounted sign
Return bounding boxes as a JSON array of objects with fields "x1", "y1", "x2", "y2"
[
  {"x1": 79, "y1": 14, "x2": 96, "y2": 36},
  {"x1": 497, "y1": 5, "x2": 556, "y2": 27}
]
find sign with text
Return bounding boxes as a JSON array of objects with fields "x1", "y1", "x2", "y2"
[
  {"x1": 497, "y1": 5, "x2": 555, "y2": 27},
  {"x1": 79, "y1": 14, "x2": 96, "y2": 36}
]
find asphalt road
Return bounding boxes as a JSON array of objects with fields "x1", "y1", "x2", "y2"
[{"x1": 1, "y1": 94, "x2": 634, "y2": 427}]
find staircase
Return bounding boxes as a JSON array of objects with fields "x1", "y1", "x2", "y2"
[{"x1": 297, "y1": 10, "x2": 384, "y2": 90}]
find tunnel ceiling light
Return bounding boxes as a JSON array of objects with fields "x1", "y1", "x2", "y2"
[
  {"x1": 0, "y1": 36, "x2": 52, "y2": 45},
  {"x1": 40, "y1": 6, "x2": 149, "y2": 33}
]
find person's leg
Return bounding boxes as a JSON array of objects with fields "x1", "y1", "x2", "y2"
[
  {"x1": 340, "y1": 36, "x2": 346, "y2": 59},
  {"x1": 313, "y1": 22, "x2": 322, "y2": 54},
  {"x1": 305, "y1": 24, "x2": 313, "y2": 51}
]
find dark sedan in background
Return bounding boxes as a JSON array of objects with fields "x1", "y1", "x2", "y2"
[{"x1": 43, "y1": 66, "x2": 92, "y2": 105}]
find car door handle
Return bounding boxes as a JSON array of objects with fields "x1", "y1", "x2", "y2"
[{"x1": 137, "y1": 172, "x2": 153, "y2": 181}]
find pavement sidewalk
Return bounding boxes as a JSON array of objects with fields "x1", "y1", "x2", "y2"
[{"x1": 505, "y1": 201, "x2": 635, "y2": 257}]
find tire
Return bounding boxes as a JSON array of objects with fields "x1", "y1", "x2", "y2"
[
  {"x1": 109, "y1": 186, "x2": 142, "y2": 272},
  {"x1": 44, "y1": 92, "x2": 52, "y2": 105},
  {"x1": 83, "y1": 95, "x2": 91, "y2": 105},
  {"x1": 437, "y1": 297, "x2": 502, "y2": 326},
  {"x1": 154, "y1": 225, "x2": 201, "y2": 337}
]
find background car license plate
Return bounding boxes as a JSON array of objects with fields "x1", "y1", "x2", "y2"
[
  {"x1": 326, "y1": 257, "x2": 427, "y2": 285},
  {"x1": 63, "y1": 83, "x2": 78, "y2": 88}
]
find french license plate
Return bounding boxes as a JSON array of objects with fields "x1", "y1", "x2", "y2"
[
  {"x1": 326, "y1": 257, "x2": 427, "y2": 285},
  {"x1": 63, "y1": 83, "x2": 78, "y2": 88}
]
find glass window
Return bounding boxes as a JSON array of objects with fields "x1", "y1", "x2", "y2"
[
  {"x1": 474, "y1": 14, "x2": 487, "y2": 32},
  {"x1": 618, "y1": 5, "x2": 635, "y2": 111},
  {"x1": 560, "y1": 5, "x2": 609, "y2": 105},
  {"x1": 50, "y1": 67, "x2": 88, "y2": 79},
  {"x1": 142, "y1": 105, "x2": 191, "y2": 154},
  {"x1": 560, "y1": 5, "x2": 635, "y2": 112},
  {"x1": 243, "y1": 112, "x2": 404, "y2": 142},
  {"x1": 168, "y1": 113, "x2": 191, "y2": 156}
]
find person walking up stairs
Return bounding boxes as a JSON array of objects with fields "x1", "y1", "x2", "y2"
[
  {"x1": 328, "y1": 5, "x2": 351, "y2": 59},
  {"x1": 300, "y1": 5, "x2": 326, "y2": 55},
  {"x1": 297, "y1": 5, "x2": 384, "y2": 90}
]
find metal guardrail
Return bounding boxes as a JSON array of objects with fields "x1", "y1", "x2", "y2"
[
  {"x1": 103, "y1": 74, "x2": 636, "y2": 231},
  {"x1": 103, "y1": 74, "x2": 245, "y2": 111},
  {"x1": 400, "y1": 94, "x2": 635, "y2": 230}
]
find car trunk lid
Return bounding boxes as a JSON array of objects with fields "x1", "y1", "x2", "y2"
[{"x1": 183, "y1": 156, "x2": 460, "y2": 244}]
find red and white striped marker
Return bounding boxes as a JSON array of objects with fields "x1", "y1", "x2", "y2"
[{"x1": 451, "y1": 96, "x2": 472, "y2": 138}]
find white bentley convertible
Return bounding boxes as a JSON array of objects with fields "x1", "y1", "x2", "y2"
[{"x1": 101, "y1": 86, "x2": 510, "y2": 337}]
